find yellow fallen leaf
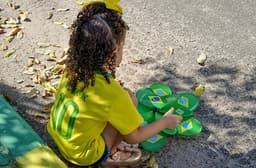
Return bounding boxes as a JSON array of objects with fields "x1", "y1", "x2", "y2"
[
  {"x1": 57, "y1": 8, "x2": 70, "y2": 12},
  {"x1": 6, "y1": 35, "x2": 15, "y2": 42},
  {"x1": 57, "y1": 55, "x2": 67, "y2": 65},
  {"x1": 129, "y1": 59, "x2": 145, "y2": 64},
  {"x1": 0, "y1": 23, "x2": 18, "y2": 28},
  {"x1": 33, "y1": 72, "x2": 47, "y2": 84},
  {"x1": 17, "y1": 30, "x2": 24, "y2": 39},
  {"x1": 19, "y1": 12, "x2": 30, "y2": 21},
  {"x1": 0, "y1": 44, "x2": 8, "y2": 51},
  {"x1": 169, "y1": 47, "x2": 174, "y2": 55},
  {"x1": 54, "y1": 21, "x2": 63, "y2": 25},
  {"x1": 0, "y1": 17, "x2": 8, "y2": 24},
  {"x1": 34, "y1": 58, "x2": 40, "y2": 64},
  {"x1": 4, "y1": 50, "x2": 15, "y2": 57},
  {"x1": 49, "y1": 50, "x2": 56, "y2": 58},
  {"x1": 149, "y1": 155, "x2": 156, "y2": 168},
  {"x1": 47, "y1": 12, "x2": 53, "y2": 20},
  {"x1": 7, "y1": 2, "x2": 20, "y2": 10},
  {"x1": 194, "y1": 84, "x2": 205, "y2": 97},
  {"x1": 52, "y1": 44, "x2": 61, "y2": 48},
  {"x1": 16, "y1": 80, "x2": 24, "y2": 84},
  {"x1": 6, "y1": 17, "x2": 19, "y2": 24},
  {"x1": 53, "y1": 64, "x2": 65, "y2": 75},
  {"x1": 27, "y1": 58, "x2": 34, "y2": 67},
  {"x1": 37, "y1": 42, "x2": 50, "y2": 48},
  {"x1": 62, "y1": 23, "x2": 70, "y2": 29},
  {"x1": 43, "y1": 102, "x2": 54, "y2": 113},
  {"x1": 43, "y1": 82, "x2": 57, "y2": 93},
  {"x1": 7, "y1": 27, "x2": 21, "y2": 36}
]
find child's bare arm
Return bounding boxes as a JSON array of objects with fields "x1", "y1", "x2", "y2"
[
  {"x1": 123, "y1": 108, "x2": 182, "y2": 144},
  {"x1": 124, "y1": 87, "x2": 138, "y2": 106}
]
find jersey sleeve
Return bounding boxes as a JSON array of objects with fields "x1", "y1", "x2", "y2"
[{"x1": 108, "y1": 88, "x2": 144, "y2": 135}]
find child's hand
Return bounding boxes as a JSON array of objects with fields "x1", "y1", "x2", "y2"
[{"x1": 163, "y1": 108, "x2": 182, "y2": 129}]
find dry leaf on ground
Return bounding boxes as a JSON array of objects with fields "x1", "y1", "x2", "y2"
[
  {"x1": 16, "y1": 30, "x2": 24, "y2": 39},
  {"x1": 6, "y1": 35, "x2": 14, "y2": 42},
  {"x1": 7, "y1": 27, "x2": 21, "y2": 36},
  {"x1": 56, "y1": 54, "x2": 67, "y2": 65},
  {"x1": 6, "y1": 17, "x2": 19, "y2": 24},
  {"x1": 169, "y1": 47, "x2": 174, "y2": 55},
  {"x1": 0, "y1": 44, "x2": 8, "y2": 51},
  {"x1": 0, "y1": 28, "x2": 5, "y2": 34},
  {"x1": 7, "y1": 2, "x2": 20, "y2": 10},
  {"x1": 19, "y1": 12, "x2": 30, "y2": 21},
  {"x1": 47, "y1": 12, "x2": 53, "y2": 20},
  {"x1": 129, "y1": 58, "x2": 145, "y2": 64},
  {"x1": 23, "y1": 67, "x2": 35, "y2": 75},
  {"x1": 43, "y1": 102, "x2": 54, "y2": 113},
  {"x1": 43, "y1": 82, "x2": 57, "y2": 93},
  {"x1": 57, "y1": 8, "x2": 69, "y2": 12},
  {"x1": 37, "y1": 42, "x2": 51, "y2": 48},
  {"x1": 16, "y1": 80, "x2": 24, "y2": 84},
  {"x1": 4, "y1": 50, "x2": 15, "y2": 57},
  {"x1": 49, "y1": 50, "x2": 55, "y2": 57}
]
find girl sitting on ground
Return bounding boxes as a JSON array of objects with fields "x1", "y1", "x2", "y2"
[{"x1": 47, "y1": 1, "x2": 182, "y2": 167}]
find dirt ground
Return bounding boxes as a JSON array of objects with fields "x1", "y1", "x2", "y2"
[{"x1": 0, "y1": 0, "x2": 255, "y2": 168}]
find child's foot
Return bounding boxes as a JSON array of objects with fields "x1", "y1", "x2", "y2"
[{"x1": 105, "y1": 142, "x2": 142, "y2": 167}]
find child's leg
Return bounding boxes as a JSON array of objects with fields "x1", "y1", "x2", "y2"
[
  {"x1": 102, "y1": 123, "x2": 142, "y2": 167},
  {"x1": 102, "y1": 122, "x2": 123, "y2": 154}
]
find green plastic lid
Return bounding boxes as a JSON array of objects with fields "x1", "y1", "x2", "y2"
[
  {"x1": 176, "y1": 118, "x2": 202, "y2": 136},
  {"x1": 149, "y1": 83, "x2": 172, "y2": 96},
  {"x1": 137, "y1": 104, "x2": 155, "y2": 123},
  {"x1": 140, "y1": 134, "x2": 167, "y2": 152}
]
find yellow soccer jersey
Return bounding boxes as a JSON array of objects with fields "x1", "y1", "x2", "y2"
[{"x1": 47, "y1": 72, "x2": 144, "y2": 166}]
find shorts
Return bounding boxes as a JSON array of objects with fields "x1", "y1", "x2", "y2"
[{"x1": 91, "y1": 138, "x2": 110, "y2": 166}]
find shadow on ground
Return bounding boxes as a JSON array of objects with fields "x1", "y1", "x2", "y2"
[
  {"x1": 0, "y1": 62, "x2": 255, "y2": 167},
  {"x1": 137, "y1": 58, "x2": 256, "y2": 167}
]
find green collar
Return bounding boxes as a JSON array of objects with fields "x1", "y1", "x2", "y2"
[{"x1": 95, "y1": 69, "x2": 113, "y2": 78}]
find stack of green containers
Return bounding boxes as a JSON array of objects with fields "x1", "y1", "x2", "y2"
[{"x1": 136, "y1": 83, "x2": 202, "y2": 152}]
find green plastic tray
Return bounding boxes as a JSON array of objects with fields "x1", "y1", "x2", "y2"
[{"x1": 0, "y1": 96, "x2": 44, "y2": 159}]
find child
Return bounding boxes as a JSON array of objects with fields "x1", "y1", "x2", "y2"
[{"x1": 47, "y1": 1, "x2": 182, "y2": 167}]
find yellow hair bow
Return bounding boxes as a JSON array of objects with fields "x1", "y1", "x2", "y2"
[{"x1": 77, "y1": 0, "x2": 123, "y2": 14}]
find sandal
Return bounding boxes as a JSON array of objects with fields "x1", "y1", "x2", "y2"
[{"x1": 105, "y1": 143, "x2": 142, "y2": 167}]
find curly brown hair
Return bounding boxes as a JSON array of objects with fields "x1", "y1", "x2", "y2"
[{"x1": 65, "y1": 2, "x2": 128, "y2": 92}]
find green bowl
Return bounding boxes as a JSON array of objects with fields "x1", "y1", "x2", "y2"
[
  {"x1": 176, "y1": 117, "x2": 202, "y2": 136},
  {"x1": 140, "y1": 134, "x2": 167, "y2": 152}
]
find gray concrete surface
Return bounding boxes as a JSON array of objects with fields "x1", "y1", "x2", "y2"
[{"x1": 0, "y1": 0, "x2": 255, "y2": 167}]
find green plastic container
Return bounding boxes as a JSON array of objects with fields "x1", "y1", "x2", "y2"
[
  {"x1": 0, "y1": 95, "x2": 67, "y2": 168},
  {"x1": 0, "y1": 96, "x2": 44, "y2": 159},
  {"x1": 137, "y1": 104, "x2": 155, "y2": 123},
  {"x1": 150, "y1": 83, "x2": 172, "y2": 96},
  {"x1": 140, "y1": 134, "x2": 167, "y2": 152},
  {"x1": 136, "y1": 83, "x2": 203, "y2": 151},
  {"x1": 176, "y1": 118, "x2": 202, "y2": 136},
  {"x1": 139, "y1": 122, "x2": 167, "y2": 152}
]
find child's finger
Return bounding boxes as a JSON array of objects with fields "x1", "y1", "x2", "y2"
[
  {"x1": 176, "y1": 115, "x2": 183, "y2": 122},
  {"x1": 164, "y1": 107, "x2": 174, "y2": 117}
]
